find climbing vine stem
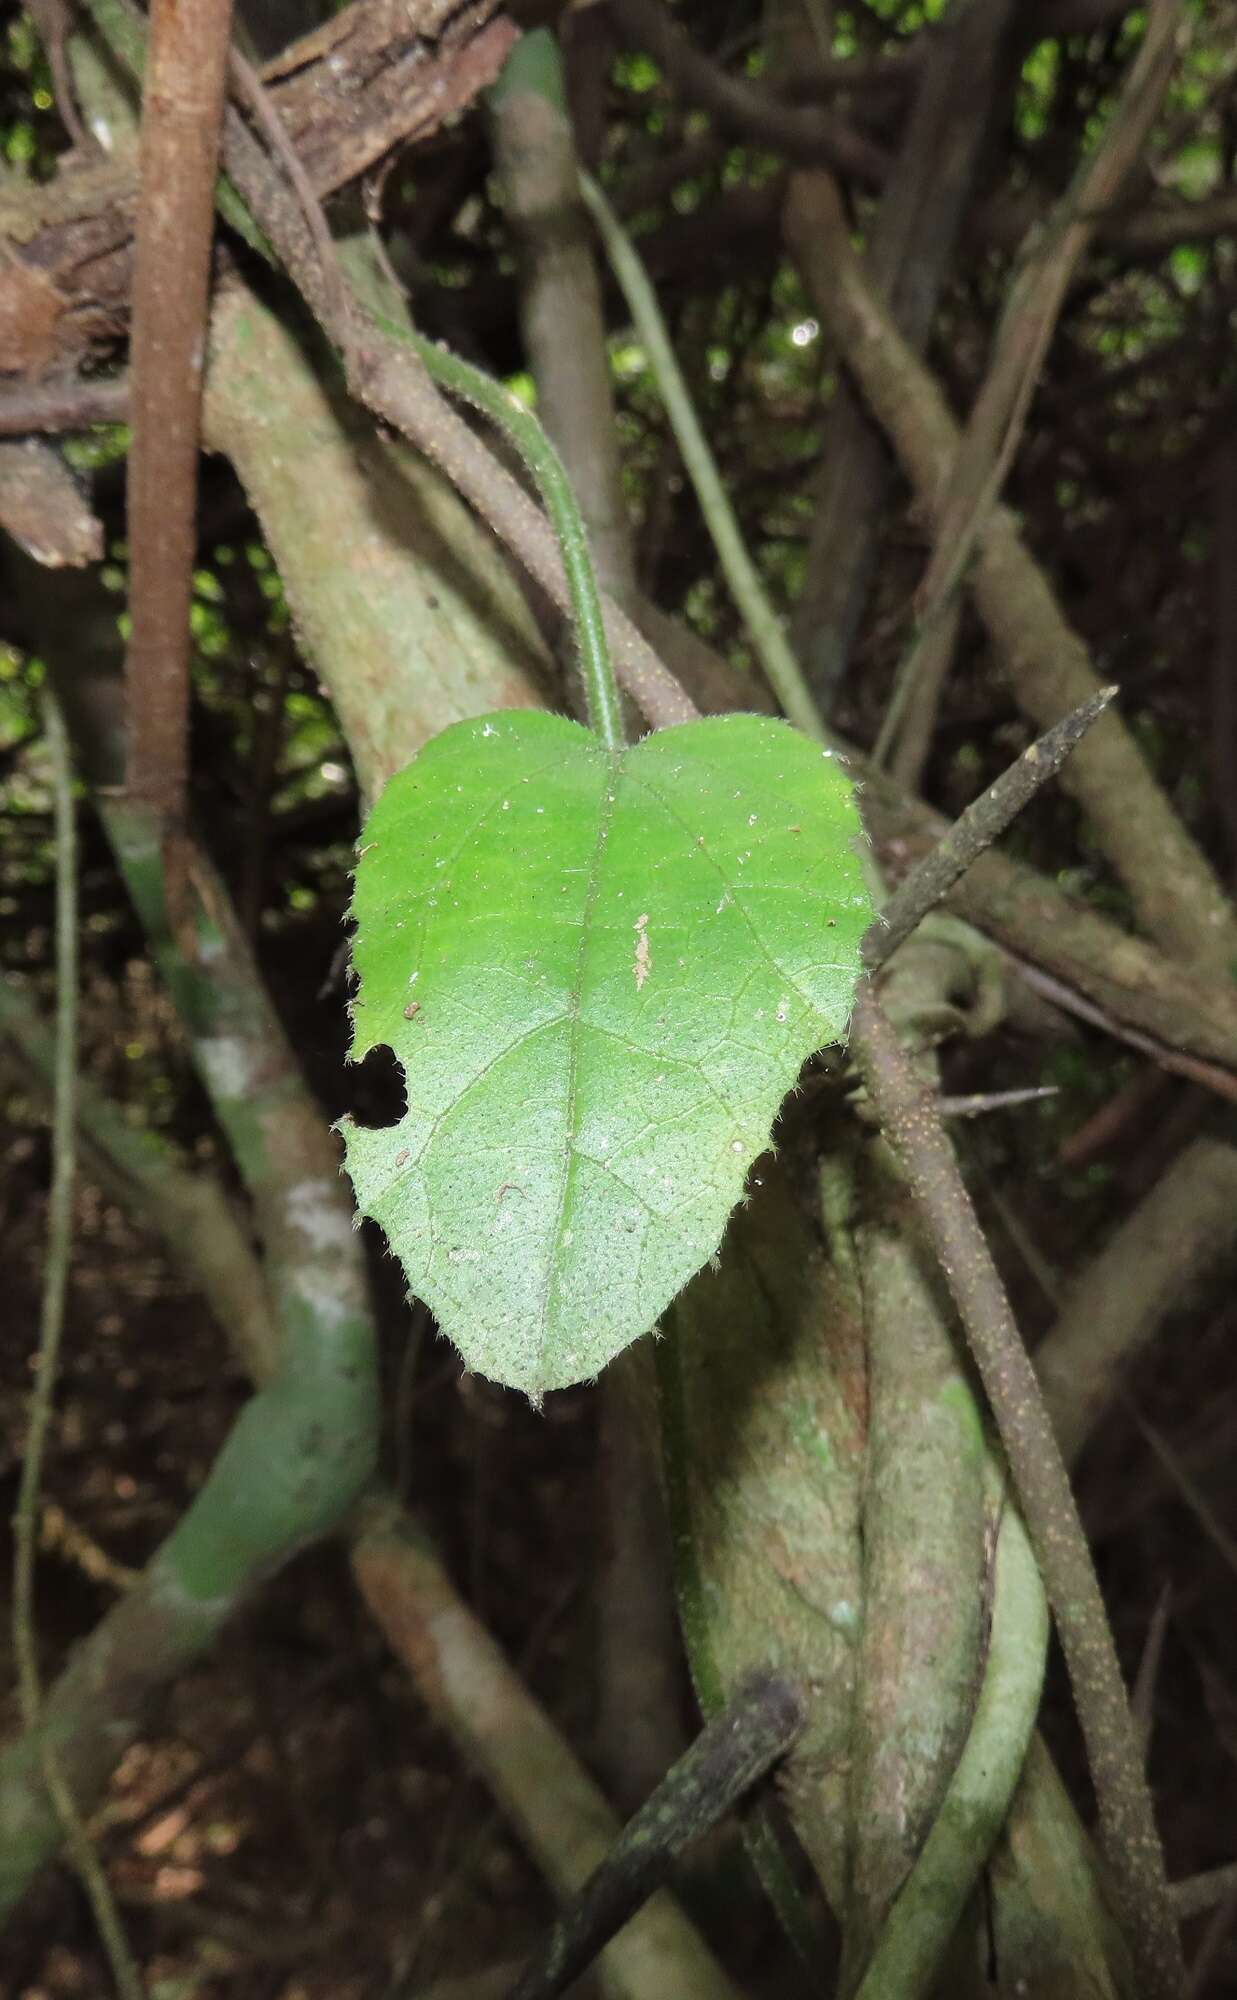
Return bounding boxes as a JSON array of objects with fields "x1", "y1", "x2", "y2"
[{"x1": 849, "y1": 984, "x2": 1184, "y2": 2000}]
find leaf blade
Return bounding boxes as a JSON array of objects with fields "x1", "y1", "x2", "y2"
[{"x1": 342, "y1": 710, "x2": 871, "y2": 1396}]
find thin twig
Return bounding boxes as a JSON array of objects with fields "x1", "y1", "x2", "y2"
[
  {"x1": 124, "y1": 0, "x2": 235, "y2": 821},
  {"x1": 879, "y1": 0, "x2": 1182, "y2": 778},
  {"x1": 935, "y1": 1086, "x2": 1058, "y2": 1119},
  {"x1": 507, "y1": 1671, "x2": 803, "y2": 2000},
  {"x1": 848, "y1": 984, "x2": 1184, "y2": 2000},
  {"x1": 579, "y1": 168, "x2": 824, "y2": 741},
  {"x1": 1011, "y1": 957, "x2": 1237, "y2": 1107},
  {"x1": 0, "y1": 377, "x2": 129, "y2": 437},
  {"x1": 863, "y1": 690, "x2": 1116, "y2": 969},
  {"x1": 1173, "y1": 1863, "x2": 1237, "y2": 1922},
  {"x1": 608, "y1": 0, "x2": 890, "y2": 182},
  {"x1": 12, "y1": 694, "x2": 144, "y2": 2000},
  {"x1": 225, "y1": 41, "x2": 347, "y2": 336},
  {"x1": 1125, "y1": 1395, "x2": 1237, "y2": 1583},
  {"x1": 1131, "y1": 1585, "x2": 1173, "y2": 1766}
]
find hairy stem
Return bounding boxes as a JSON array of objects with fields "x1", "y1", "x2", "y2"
[{"x1": 370, "y1": 308, "x2": 624, "y2": 750}]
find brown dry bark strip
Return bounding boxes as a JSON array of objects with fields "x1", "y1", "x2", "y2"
[
  {"x1": 786, "y1": 169, "x2": 1237, "y2": 977},
  {"x1": 0, "y1": 0, "x2": 513, "y2": 386},
  {"x1": 124, "y1": 0, "x2": 234, "y2": 819},
  {"x1": 850, "y1": 986, "x2": 1185, "y2": 2000}
]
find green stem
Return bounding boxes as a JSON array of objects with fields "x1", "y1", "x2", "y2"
[
  {"x1": 11, "y1": 694, "x2": 143, "y2": 2000},
  {"x1": 11, "y1": 698, "x2": 77, "y2": 1749},
  {"x1": 370, "y1": 308, "x2": 625, "y2": 752},
  {"x1": 854, "y1": 1466, "x2": 1049, "y2": 1999},
  {"x1": 578, "y1": 169, "x2": 824, "y2": 742}
]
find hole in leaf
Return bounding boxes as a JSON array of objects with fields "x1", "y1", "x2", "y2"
[{"x1": 345, "y1": 1043, "x2": 406, "y2": 1130}]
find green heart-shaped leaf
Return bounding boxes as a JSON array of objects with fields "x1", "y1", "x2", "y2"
[{"x1": 341, "y1": 709, "x2": 871, "y2": 1397}]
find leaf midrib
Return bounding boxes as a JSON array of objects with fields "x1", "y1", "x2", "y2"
[{"x1": 534, "y1": 745, "x2": 623, "y2": 1374}]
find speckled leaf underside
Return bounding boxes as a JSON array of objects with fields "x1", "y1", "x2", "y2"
[{"x1": 340, "y1": 709, "x2": 872, "y2": 1398}]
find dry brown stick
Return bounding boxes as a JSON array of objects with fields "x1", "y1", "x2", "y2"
[
  {"x1": 506, "y1": 1671, "x2": 804, "y2": 2000},
  {"x1": 1037, "y1": 1134, "x2": 1237, "y2": 1470},
  {"x1": 124, "y1": 0, "x2": 235, "y2": 821},
  {"x1": 876, "y1": 0, "x2": 1182, "y2": 782},
  {"x1": 791, "y1": 0, "x2": 1017, "y2": 713},
  {"x1": 1010, "y1": 958, "x2": 1237, "y2": 1105},
  {"x1": 914, "y1": 0, "x2": 1181, "y2": 624},
  {"x1": 849, "y1": 985, "x2": 1185, "y2": 2000},
  {"x1": 351, "y1": 1495, "x2": 746, "y2": 2000},
  {"x1": 0, "y1": 376, "x2": 129, "y2": 437},
  {"x1": 785, "y1": 167, "x2": 1237, "y2": 976}
]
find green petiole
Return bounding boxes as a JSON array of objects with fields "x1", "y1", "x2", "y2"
[{"x1": 368, "y1": 310, "x2": 625, "y2": 753}]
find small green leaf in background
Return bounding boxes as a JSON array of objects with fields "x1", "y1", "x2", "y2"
[{"x1": 341, "y1": 710, "x2": 871, "y2": 1398}]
